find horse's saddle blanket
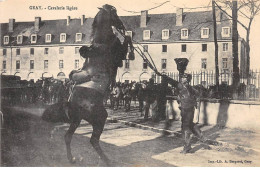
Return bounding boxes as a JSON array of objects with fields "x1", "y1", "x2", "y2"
[{"x1": 72, "y1": 70, "x2": 110, "y2": 94}]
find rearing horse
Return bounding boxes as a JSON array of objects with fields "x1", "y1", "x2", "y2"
[{"x1": 64, "y1": 4, "x2": 133, "y2": 165}]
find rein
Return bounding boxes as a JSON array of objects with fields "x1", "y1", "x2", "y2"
[{"x1": 115, "y1": 28, "x2": 163, "y2": 77}]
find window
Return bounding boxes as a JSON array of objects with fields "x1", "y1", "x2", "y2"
[
  {"x1": 59, "y1": 47, "x2": 64, "y2": 54},
  {"x1": 162, "y1": 45, "x2": 167, "y2": 53},
  {"x1": 17, "y1": 35, "x2": 23, "y2": 44},
  {"x1": 143, "y1": 30, "x2": 150, "y2": 40},
  {"x1": 222, "y1": 27, "x2": 230, "y2": 37},
  {"x1": 30, "y1": 48, "x2": 34, "y2": 55},
  {"x1": 162, "y1": 29, "x2": 169, "y2": 40},
  {"x1": 125, "y1": 59, "x2": 130, "y2": 69},
  {"x1": 75, "y1": 60, "x2": 79, "y2": 69},
  {"x1": 16, "y1": 48, "x2": 20, "y2": 56},
  {"x1": 223, "y1": 43, "x2": 228, "y2": 51},
  {"x1": 143, "y1": 60, "x2": 148, "y2": 70},
  {"x1": 125, "y1": 31, "x2": 132, "y2": 39},
  {"x1": 181, "y1": 29, "x2": 188, "y2": 39},
  {"x1": 44, "y1": 60, "x2": 48, "y2": 69},
  {"x1": 44, "y1": 48, "x2": 49, "y2": 55},
  {"x1": 181, "y1": 44, "x2": 187, "y2": 52},
  {"x1": 16, "y1": 60, "x2": 20, "y2": 70},
  {"x1": 75, "y1": 33, "x2": 82, "y2": 42},
  {"x1": 59, "y1": 60, "x2": 64, "y2": 69},
  {"x1": 45, "y1": 34, "x2": 52, "y2": 43},
  {"x1": 60, "y1": 33, "x2": 66, "y2": 42},
  {"x1": 201, "y1": 58, "x2": 207, "y2": 69},
  {"x1": 3, "y1": 49, "x2": 7, "y2": 56},
  {"x1": 161, "y1": 59, "x2": 167, "y2": 70},
  {"x1": 202, "y1": 44, "x2": 207, "y2": 52},
  {"x1": 222, "y1": 58, "x2": 228, "y2": 69},
  {"x1": 31, "y1": 34, "x2": 37, "y2": 43},
  {"x1": 75, "y1": 47, "x2": 79, "y2": 54},
  {"x1": 30, "y1": 60, "x2": 34, "y2": 70},
  {"x1": 201, "y1": 28, "x2": 209, "y2": 38},
  {"x1": 143, "y1": 45, "x2": 148, "y2": 52},
  {"x1": 3, "y1": 61, "x2": 6, "y2": 70},
  {"x1": 4, "y1": 36, "x2": 9, "y2": 45}
]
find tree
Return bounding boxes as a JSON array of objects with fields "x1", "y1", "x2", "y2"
[{"x1": 216, "y1": 0, "x2": 260, "y2": 81}]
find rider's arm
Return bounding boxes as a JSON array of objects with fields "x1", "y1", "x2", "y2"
[{"x1": 162, "y1": 75, "x2": 178, "y2": 88}]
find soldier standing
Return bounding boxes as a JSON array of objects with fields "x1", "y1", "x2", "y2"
[{"x1": 163, "y1": 74, "x2": 205, "y2": 153}]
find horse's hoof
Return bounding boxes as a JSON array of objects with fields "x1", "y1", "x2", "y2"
[{"x1": 69, "y1": 157, "x2": 76, "y2": 164}]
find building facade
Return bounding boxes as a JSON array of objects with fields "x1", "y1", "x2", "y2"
[{"x1": 0, "y1": 8, "x2": 248, "y2": 83}]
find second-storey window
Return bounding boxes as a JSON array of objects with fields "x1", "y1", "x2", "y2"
[
  {"x1": 16, "y1": 48, "x2": 20, "y2": 56},
  {"x1": 202, "y1": 44, "x2": 207, "y2": 52},
  {"x1": 30, "y1": 48, "x2": 34, "y2": 55},
  {"x1": 143, "y1": 45, "x2": 148, "y2": 52},
  {"x1": 44, "y1": 48, "x2": 49, "y2": 55},
  {"x1": 223, "y1": 43, "x2": 228, "y2": 51},
  {"x1": 16, "y1": 60, "x2": 20, "y2": 70},
  {"x1": 59, "y1": 60, "x2": 64, "y2": 69},
  {"x1": 30, "y1": 60, "x2": 34, "y2": 70},
  {"x1": 3, "y1": 49, "x2": 7, "y2": 56},
  {"x1": 162, "y1": 45, "x2": 167, "y2": 53},
  {"x1": 161, "y1": 59, "x2": 167, "y2": 70},
  {"x1": 59, "y1": 47, "x2": 64, "y2": 54},
  {"x1": 125, "y1": 59, "x2": 130, "y2": 69},
  {"x1": 181, "y1": 44, "x2": 187, "y2": 52},
  {"x1": 201, "y1": 58, "x2": 207, "y2": 69},
  {"x1": 75, "y1": 47, "x2": 79, "y2": 54},
  {"x1": 75, "y1": 60, "x2": 79, "y2": 69}
]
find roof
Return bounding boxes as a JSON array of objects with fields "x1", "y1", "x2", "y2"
[{"x1": 0, "y1": 10, "x2": 232, "y2": 47}]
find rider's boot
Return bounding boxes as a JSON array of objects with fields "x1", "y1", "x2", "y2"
[{"x1": 180, "y1": 131, "x2": 192, "y2": 154}]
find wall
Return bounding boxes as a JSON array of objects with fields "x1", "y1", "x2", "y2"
[{"x1": 167, "y1": 99, "x2": 260, "y2": 132}]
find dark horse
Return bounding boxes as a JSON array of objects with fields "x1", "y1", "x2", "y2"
[{"x1": 63, "y1": 5, "x2": 132, "y2": 165}]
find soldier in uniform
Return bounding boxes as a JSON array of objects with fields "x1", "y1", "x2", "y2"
[
  {"x1": 163, "y1": 73, "x2": 205, "y2": 153},
  {"x1": 144, "y1": 78, "x2": 156, "y2": 120}
]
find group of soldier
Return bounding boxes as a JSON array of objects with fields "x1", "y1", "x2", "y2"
[
  {"x1": 1, "y1": 77, "x2": 71, "y2": 106},
  {"x1": 106, "y1": 74, "x2": 206, "y2": 154}
]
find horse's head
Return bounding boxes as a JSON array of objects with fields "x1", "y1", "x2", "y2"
[{"x1": 97, "y1": 4, "x2": 125, "y2": 33}]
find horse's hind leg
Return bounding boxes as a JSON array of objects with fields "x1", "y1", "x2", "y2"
[
  {"x1": 90, "y1": 107, "x2": 110, "y2": 166},
  {"x1": 64, "y1": 121, "x2": 80, "y2": 163}
]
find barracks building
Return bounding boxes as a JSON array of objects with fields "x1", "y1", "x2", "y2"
[{"x1": 0, "y1": 8, "x2": 248, "y2": 83}]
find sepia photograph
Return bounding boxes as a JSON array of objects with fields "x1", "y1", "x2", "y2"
[{"x1": 0, "y1": 0, "x2": 260, "y2": 167}]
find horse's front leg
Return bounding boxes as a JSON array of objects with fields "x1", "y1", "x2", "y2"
[{"x1": 64, "y1": 120, "x2": 81, "y2": 163}]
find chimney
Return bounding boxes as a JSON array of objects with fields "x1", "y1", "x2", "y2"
[
  {"x1": 35, "y1": 17, "x2": 41, "y2": 32},
  {"x1": 9, "y1": 19, "x2": 15, "y2": 32},
  {"x1": 67, "y1": 16, "x2": 71, "y2": 26},
  {"x1": 176, "y1": 8, "x2": 183, "y2": 26},
  {"x1": 140, "y1": 10, "x2": 148, "y2": 28},
  {"x1": 215, "y1": 8, "x2": 222, "y2": 24},
  {"x1": 81, "y1": 15, "x2": 85, "y2": 25}
]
